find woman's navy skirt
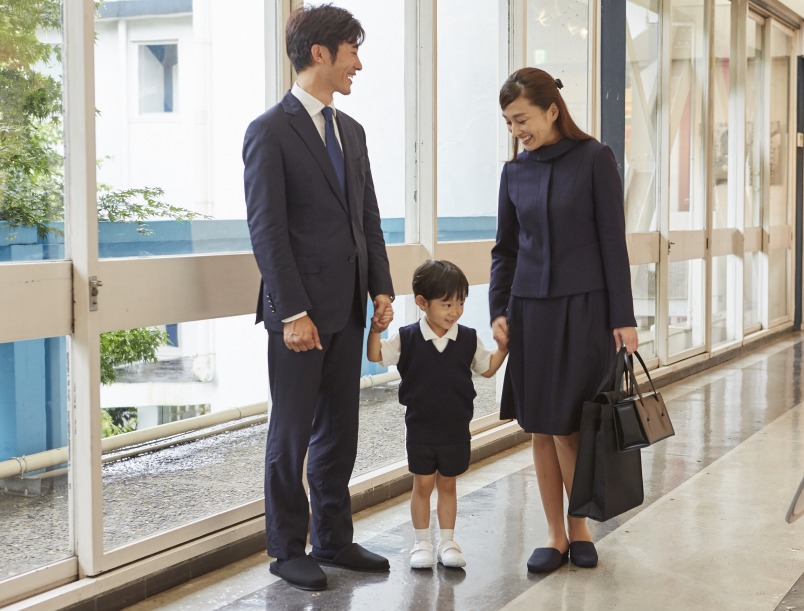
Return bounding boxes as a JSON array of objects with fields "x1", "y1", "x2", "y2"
[{"x1": 500, "y1": 289, "x2": 616, "y2": 435}]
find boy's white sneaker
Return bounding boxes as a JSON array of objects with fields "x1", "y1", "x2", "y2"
[
  {"x1": 410, "y1": 541, "x2": 434, "y2": 569},
  {"x1": 437, "y1": 540, "x2": 466, "y2": 568}
]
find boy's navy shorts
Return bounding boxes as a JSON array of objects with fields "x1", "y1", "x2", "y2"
[{"x1": 406, "y1": 441, "x2": 470, "y2": 477}]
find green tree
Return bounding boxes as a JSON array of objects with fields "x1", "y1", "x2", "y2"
[
  {"x1": 0, "y1": 0, "x2": 64, "y2": 237},
  {"x1": 99, "y1": 327, "x2": 170, "y2": 385}
]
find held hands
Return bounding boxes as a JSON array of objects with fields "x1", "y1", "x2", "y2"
[
  {"x1": 283, "y1": 316, "x2": 323, "y2": 352},
  {"x1": 492, "y1": 316, "x2": 509, "y2": 351},
  {"x1": 613, "y1": 327, "x2": 639, "y2": 355},
  {"x1": 371, "y1": 294, "x2": 394, "y2": 333}
]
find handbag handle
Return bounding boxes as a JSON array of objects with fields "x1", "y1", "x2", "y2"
[
  {"x1": 620, "y1": 350, "x2": 658, "y2": 403},
  {"x1": 593, "y1": 346, "x2": 630, "y2": 396}
]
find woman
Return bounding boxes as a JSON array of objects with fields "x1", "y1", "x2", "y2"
[{"x1": 489, "y1": 68, "x2": 638, "y2": 574}]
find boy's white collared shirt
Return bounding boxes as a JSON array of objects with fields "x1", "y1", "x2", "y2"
[
  {"x1": 378, "y1": 317, "x2": 492, "y2": 374},
  {"x1": 419, "y1": 316, "x2": 457, "y2": 352}
]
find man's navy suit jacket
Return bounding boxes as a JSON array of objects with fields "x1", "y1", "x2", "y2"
[{"x1": 243, "y1": 91, "x2": 393, "y2": 334}]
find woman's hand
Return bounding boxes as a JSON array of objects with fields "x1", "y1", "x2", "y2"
[
  {"x1": 492, "y1": 316, "x2": 509, "y2": 351},
  {"x1": 613, "y1": 327, "x2": 639, "y2": 355}
]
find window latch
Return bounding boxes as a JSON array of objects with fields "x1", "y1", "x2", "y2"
[{"x1": 90, "y1": 276, "x2": 103, "y2": 312}]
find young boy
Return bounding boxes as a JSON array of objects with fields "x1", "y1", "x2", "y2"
[{"x1": 367, "y1": 260, "x2": 507, "y2": 569}]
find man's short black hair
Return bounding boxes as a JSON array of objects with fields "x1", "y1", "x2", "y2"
[
  {"x1": 285, "y1": 3, "x2": 365, "y2": 73},
  {"x1": 412, "y1": 260, "x2": 469, "y2": 302}
]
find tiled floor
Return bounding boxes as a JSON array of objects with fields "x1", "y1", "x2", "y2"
[{"x1": 125, "y1": 336, "x2": 804, "y2": 611}]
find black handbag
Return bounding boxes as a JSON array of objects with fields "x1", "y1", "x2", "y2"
[
  {"x1": 568, "y1": 349, "x2": 644, "y2": 522},
  {"x1": 612, "y1": 350, "x2": 675, "y2": 451}
]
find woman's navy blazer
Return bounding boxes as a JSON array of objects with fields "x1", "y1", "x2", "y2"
[{"x1": 489, "y1": 138, "x2": 636, "y2": 329}]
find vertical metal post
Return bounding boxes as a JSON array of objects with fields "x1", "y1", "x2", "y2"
[
  {"x1": 600, "y1": 0, "x2": 626, "y2": 183},
  {"x1": 794, "y1": 56, "x2": 803, "y2": 329}
]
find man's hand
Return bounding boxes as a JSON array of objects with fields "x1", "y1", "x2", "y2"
[
  {"x1": 371, "y1": 294, "x2": 394, "y2": 333},
  {"x1": 284, "y1": 316, "x2": 323, "y2": 352}
]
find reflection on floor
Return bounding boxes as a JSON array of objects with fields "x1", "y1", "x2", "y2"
[{"x1": 125, "y1": 335, "x2": 804, "y2": 611}]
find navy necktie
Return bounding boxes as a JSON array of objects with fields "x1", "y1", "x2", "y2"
[{"x1": 321, "y1": 106, "x2": 345, "y2": 193}]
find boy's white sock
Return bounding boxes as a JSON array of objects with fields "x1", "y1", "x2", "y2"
[
  {"x1": 440, "y1": 528, "x2": 454, "y2": 542},
  {"x1": 414, "y1": 528, "x2": 430, "y2": 543}
]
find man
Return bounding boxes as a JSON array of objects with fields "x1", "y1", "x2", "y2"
[{"x1": 243, "y1": 4, "x2": 394, "y2": 592}]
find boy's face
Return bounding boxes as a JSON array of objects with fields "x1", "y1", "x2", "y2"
[{"x1": 415, "y1": 294, "x2": 465, "y2": 338}]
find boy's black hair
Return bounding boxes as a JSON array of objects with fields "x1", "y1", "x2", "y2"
[
  {"x1": 285, "y1": 3, "x2": 365, "y2": 73},
  {"x1": 412, "y1": 260, "x2": 469, "y2": 302}
]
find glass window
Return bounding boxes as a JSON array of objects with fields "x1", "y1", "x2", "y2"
[
  {"x1": 0, "y1": 2, "x2": 65, "y2": 260},
  {"x1": 712, "y1": 254, "x2": 738, "y2": 346},
  {"x1": 768, "y1": 248, "x2": 789, "y2": 322},
  {"x1": 632, "y1": 263, "x2": 657, "y2": 359},
  {"x1": 768, "y1": 25, "x2": 791, "y2": 229},
  {"x1": 744, "y1": 251, "x2": 761, "y2": 329},
  {"x1": 95, "y1": 1, "x2": 268, "y2": 257},
  {"x1": 0, "y1": 337, "x2": 70, "y2": 578},
  {"x1": 526, "y1": 0, "x2": 591, "y2": 131},
  {"x1": 711, "y1": 0, "x2": 732, "y2": 231},
  {"x1": 436, "y1": 0, "x2": 505, "y2": 242},
  {"x1": 767, "y1": 24, "x2": 792, "y2": 323},
  {"x1": 668, "y1": 0, "x2": 706, "y2": 232},
  {"x1": 745, "y1": 16, "x2": 763, "y2": 229},
  {"x1": 308, "y1": 0, "x2": 407, "y2": 241},
  {"x1": 138, "y1": 43, "x2": 178, "y2": 113},
  {"x1": 624, "y1": 0, "x2": 660, "y2": 233},
  {"x1": 668, "y1": 259, "x2": 705, "y2": 355},
  {"x1": 100, "y1": 315, "x2": 267, "y2": 550}
]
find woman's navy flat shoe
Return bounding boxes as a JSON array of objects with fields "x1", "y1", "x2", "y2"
[
  {"x1": 527, "y1": 547, "x2": 569, "y2": 573},
  {"x1": 569, "y1": 541, "x2": 598, "y2": 568}
]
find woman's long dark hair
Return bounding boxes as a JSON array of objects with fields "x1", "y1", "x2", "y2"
[{"x1": 499, "y1": 67, "x2": 592, "y2": 160}]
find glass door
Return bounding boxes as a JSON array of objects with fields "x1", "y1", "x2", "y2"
[
  {"x1": 744, "y1": 12, "x2": 764, "y2": 332},
  {"x1": 765, "y1": 21, "x2": 794, "y2": 327},
  {"x1": 664, "y1": 0, "x2": 708, "y2": 362}
]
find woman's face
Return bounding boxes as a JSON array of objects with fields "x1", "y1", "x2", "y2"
[{"x1": 502, "y1": 95, "x2": 560, "y2": 151}]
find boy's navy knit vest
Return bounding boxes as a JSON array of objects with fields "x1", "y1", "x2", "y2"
[{"x1": 397, "y1": 322, "x2": 477, "y2": 444}]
